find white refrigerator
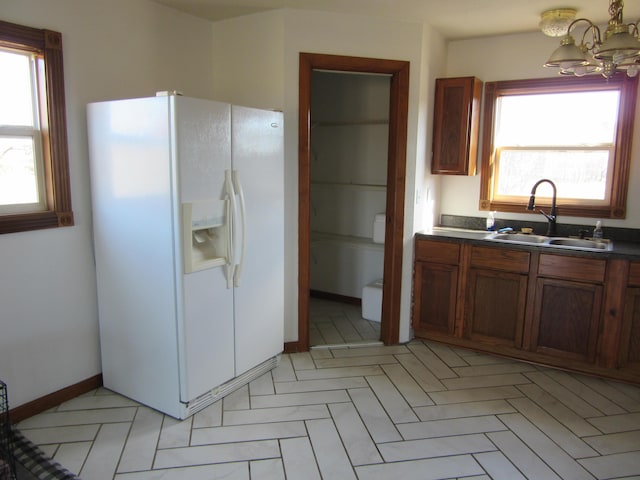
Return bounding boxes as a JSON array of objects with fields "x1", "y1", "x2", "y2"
[{"x1": 87, "y1": 94, "x2": 284, "y2": 419}]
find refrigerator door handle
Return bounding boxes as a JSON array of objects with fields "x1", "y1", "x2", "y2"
[
  {"x1": 224, "y1": 169, "x2": 236, "y2": 289},
  {"x1": 232, "y1": 169, "x2": 247, "y2": 287}
]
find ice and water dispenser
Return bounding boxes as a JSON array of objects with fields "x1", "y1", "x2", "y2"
[{"x1": 182, "y1": 200, "x2": 230, "y2": 274}]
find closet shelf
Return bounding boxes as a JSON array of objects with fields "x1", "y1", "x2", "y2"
[
  {"x1": 311, "y1": 231, "x2": 384, "y2": 249},
  {"x1": 311, "y1": 181, "x2": 386, "y2": 190},
  {"x1": 311, "y1": 119, "x2": 389, "y2": 128}
]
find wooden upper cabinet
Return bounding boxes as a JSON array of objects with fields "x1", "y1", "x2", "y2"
[{"x1": 431, "y1": 76, "x2": 483, "y2": 175}]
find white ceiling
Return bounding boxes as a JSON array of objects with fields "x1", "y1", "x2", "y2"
[{"x1": 152, "y1": 0, "x2": 640, "y2": 40}]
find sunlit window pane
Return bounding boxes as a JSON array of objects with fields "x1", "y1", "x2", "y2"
[
  {"x1": 496, "y1": 149, "x2": 610, "y2": 201},
  {"x1": 0, "y1": 50, "x2": 35, "y2": 127},
  {"x1": 495, "y1": 91, "x2": 619, "y2": 147},
  {"x1": 0, "y1": 136, "x2": 39, "y2": 205}
]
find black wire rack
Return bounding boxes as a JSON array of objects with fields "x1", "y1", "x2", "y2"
[{"x1": 0, "y1": 381, "x2": 15, "y2": 480}]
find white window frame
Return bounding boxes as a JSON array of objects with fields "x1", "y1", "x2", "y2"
[{"x1": 0, "y1": 49, "x2": 47, "y2": 214}]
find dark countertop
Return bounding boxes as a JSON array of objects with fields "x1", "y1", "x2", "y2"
[{"x1": 417, "y1": 227, "x2": 640, "y2": 260}]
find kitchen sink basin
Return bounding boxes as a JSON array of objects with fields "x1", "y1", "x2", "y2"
[
  {"x1": 484, "y1": 233, "x2": 612, "y2": 251},
  {"x1": 546, "y1": 238, "x2": 610, "y2": 250},
  {"x1": 487, "y1": 233, "x2": 549, "y2": 244}
]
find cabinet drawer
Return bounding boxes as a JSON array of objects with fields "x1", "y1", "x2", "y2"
[
  {"x1": 470, "y1": 246, "x2": 530, "y2": 273},
  {"x1": 629, "y1": 262, "x2": 640, "y2": 287},
  {"x1": 415, "y1": 239, "x2": 460, "y2": 265},
  {"x1": 538, "y1": 254, "x2": 606, "y2": 283}
]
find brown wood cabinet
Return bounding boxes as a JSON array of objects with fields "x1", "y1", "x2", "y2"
[
  {"x1": 465, "y1": 246, "x2": 529, "y2": 347},
  {"x1": 412, "y1": 240, "x2": 460, "y2": 336},
  {"x1": 431, "y1": 76, "x2": 482, "y2": 176},
  {"x1": 412, "y1": 235, "x2": 640, "y2": 385},
  {"x1": 529, "y1": 254, "x2": 605, "y2": 363},
  {"x1": 620, "y1": 262, "x2": 640, "y2": 373}
]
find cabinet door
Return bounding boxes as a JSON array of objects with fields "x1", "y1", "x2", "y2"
[
  {"x1": 619, "y1": 287, "x2": 640, "y2": 372},
  {"x1": 531, "y1": 277, "x2": 602, "y2": 363},
  {"x1": 412, "y1": 261, "x2": 458, "y2": 336},
  {"x1": 620, "y1": 263, "x2": 640, "y2": 371},
  {"x1": 431, "y1": 77, "x2": 482, "y2": 175},
  {"x1": 465, "y1": 268, "x2": 527, "y2": 348}
]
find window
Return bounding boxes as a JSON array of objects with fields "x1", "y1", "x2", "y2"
[
  {"x1": 0, "y1": 20, "x2": 73, "y2": 233},
  {"x1": 480, "y1": 75, "x2": 638, "y2": 219},
  {"x1": 1, "y1": 49, "x2": 47, "y2": 213}
]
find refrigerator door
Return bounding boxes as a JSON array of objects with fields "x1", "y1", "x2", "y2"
[
  {"x1": 173, "y1": 97, "x2": 236, "y2": 403},
  {"x1": 88, "y1": 97, "x2": 183, "y2": 417},
  {"x1": 231, "y1": 106, "x2": 284, "y2": 375}
]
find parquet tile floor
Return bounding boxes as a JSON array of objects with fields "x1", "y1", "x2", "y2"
[
  {"x1": 16, "y1": 337, "x2": 640, "y2": 479},
  {"x1": 309, "y1": 297, "x2": 382, "y2": 347}
]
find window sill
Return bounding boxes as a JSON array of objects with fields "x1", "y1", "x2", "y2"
[
  {"x1": 0, "y1": 211, "x2": 74, "y2": 234},
  {"x1": 479, "y1": 200, "x2": 624, "y2": 220}
]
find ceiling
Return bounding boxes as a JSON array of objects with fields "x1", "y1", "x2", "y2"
[{"x1": 152, "y1": 0, "x2": 640, "y2": 40}]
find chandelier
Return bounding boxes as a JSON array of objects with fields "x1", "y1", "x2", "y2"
[{"x1": 542, "y1": 0, "x2": 640, "y2": 78}]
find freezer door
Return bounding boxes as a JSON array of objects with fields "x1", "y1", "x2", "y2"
[
  {"x1": 231, "y1": 106, "x2": 284, "y2": 375},
  {"x1": 88, "y1": 96, "x2": 184, "y2": 417}
]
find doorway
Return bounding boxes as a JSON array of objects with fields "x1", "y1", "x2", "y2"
[{"x1": 296, "y1": 53, "x2": 409, "y2": 352}]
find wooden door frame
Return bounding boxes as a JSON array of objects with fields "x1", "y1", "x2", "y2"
[{"x1": 293, "y1": 52, "x2": 409, "y2": 352}]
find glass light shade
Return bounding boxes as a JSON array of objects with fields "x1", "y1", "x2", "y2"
[
  {"x1": 593, "y1": 25, "x2": 640, "y2": 61},
  {"x1": 617, "y1": 58, "x2": 640, "y2": 77},
  {"x1": 560, "y1": 60, "x2": 602, "y2": 76},
  {"x1": 544, "y1": 36, "x2": 589, "y2": 68},
  {"x1": 539, "y1": 9, "x2": 577, "y2": 37}
]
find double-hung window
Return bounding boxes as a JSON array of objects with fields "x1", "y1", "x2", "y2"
[
  {"x1": 1, "y1": 48, "x2": 46, "y2": 213},
  {"x1": 0, "y1": 20, "x2": 73, "y2": 233},
  {"x1": 480, "y1": 75, "x2": 637, "y2": 219}
]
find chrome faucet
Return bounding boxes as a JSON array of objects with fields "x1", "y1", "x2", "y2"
[{"x1": 527, "y1": 179, "x2": 557, "y2": 236}]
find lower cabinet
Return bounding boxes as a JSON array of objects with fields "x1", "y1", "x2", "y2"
[
  {"x1": 531, "y1": 277, "x2": 602, "y2": 363},
  {"x1": 412, "y1": 236, "x2": 640, "y2": 385},
  {"x1": 412, "y1": 239, "x2": 460, "y2": 336},
  {"x1": 465, "y1": 246, "x2": 529, "y2": 348},
  {"x1": 413, "y1": 262, "x2": 458, "y2": 335},
  {"x1": 529, "y1": 254, "x2": 605, "y2": 363},
  {"x1": 619, "y1": 262, "x2": 640, "y2": 373}
]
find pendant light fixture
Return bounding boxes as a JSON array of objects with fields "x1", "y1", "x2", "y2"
[{"x1": 542, "y1": 0, "x2": 640, "y2": 78}]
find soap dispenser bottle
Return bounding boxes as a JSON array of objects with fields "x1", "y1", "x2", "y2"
[{"x1": 593, "y1": 220, "x2": 603, "y2": 239}]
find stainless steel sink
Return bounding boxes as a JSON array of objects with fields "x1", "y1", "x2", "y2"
[
  {"x1": 546, "y1": 237, "x2": 611, "y2": 250},
  {"x1": 487, "y1": 233, "x2": 549, "y2": 244},
  {"x1": 484, "y1": 233, "x2": 612, "y2": 251}
]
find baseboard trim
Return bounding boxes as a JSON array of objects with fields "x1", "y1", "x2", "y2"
[
  {"x1": 310, "y1": 290, "x2": 361, "y2": 306},
  {"x1": 10, "y1": 374, "x2": 103, "y2": 423},
  {"x1": 284, "y1": 341, "x2": 301, "y2": 353}
]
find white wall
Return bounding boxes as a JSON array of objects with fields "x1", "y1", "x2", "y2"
[
  {"x1": 210, "y1": 9, "x2": 445, "y2": 343},
  {"x1": 416, "y1": 25, "x2": 448, "y2": 233},
  {"x1": 442, "y1": 32, "x2": 640, "y2": 229},
  {"x1": 0, "y1": 0, "x2": 215, "y2": 408},
  {"x1": 211, "y1": 10, "x2": 285, "y2": 109}
]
